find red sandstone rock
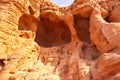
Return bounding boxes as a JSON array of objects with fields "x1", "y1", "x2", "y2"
[
  {"x1": 109, "y1": 1, "x2": 120, "y2": 22},
  {"x1": 96, "y1": 53, "x2": 120, "y2": 80},
  {"x1": 90, "y1": 4, "x2": 120, "y2": 53},
  {"x1": 0, "y1": 0, "x2": 120, "y2": 80}
]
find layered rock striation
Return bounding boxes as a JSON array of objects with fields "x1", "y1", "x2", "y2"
[{"x1": 0, "y1": 0, "x2": 120, "y2": 80}]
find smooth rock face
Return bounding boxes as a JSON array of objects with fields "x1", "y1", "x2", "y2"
[
  {"x1": 0, "y1": 0, "x2": 120, "y2": 80},
  {"x1": 95, "y1": 53, "x2": 120, "y2": 80}
]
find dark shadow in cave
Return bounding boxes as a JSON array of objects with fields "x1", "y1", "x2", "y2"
[
  {"x1": 18, "y1": 14, "x2": 71, "y2": 47},
  {"x1": 0, "y1": 60, "x2": 4, "y2": 71},
  {"x1": 18, "y1": 14, "x2": 40, "y2": 40},
  {"x1": 18, "y1": 14, "x2": 39, "y2": 33},
  {"x1": 35, "y1": 16, "x2": 71, "y2": 47},
  {"x1": 73, "y1": 14, "x2": 91, "y2": 44}
]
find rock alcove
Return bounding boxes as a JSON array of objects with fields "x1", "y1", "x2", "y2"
[{"x1": 0, "y1": 0, "x2": 120, "y2": 80}]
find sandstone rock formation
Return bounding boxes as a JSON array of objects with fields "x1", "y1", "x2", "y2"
[{"x1": 0, "y1": 0, "x2": 120, "y2": 80}]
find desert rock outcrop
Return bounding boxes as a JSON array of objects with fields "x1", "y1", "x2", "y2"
[{"x1": 0, "y1": 0, "x2": 120, "y2": 80}]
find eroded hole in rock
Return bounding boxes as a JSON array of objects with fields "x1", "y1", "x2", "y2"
[
  {"x1": 18, "y1": 14, "x2": 71, "y2": 47},
  {"x1": 74, "y1": 14, "x2": 91, "y2": 44},
  {"x1": 73, "y1": 15, "x2": 100, "y2": 60},
  {"x1": 35, "y1": 17, "x2": 71, "y2": 47},
  {"x1": 0, "y1": 60, "x2": 4, "y2": 71},
  {"x1": 18, "y1": 14, "x2": 39, "y2": 39},
  {"x1": 18, "y1": 14, "x2": 39, "y2": 32}
]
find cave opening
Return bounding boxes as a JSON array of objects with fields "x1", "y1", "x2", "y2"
[
  {"x1": 18, "y1": 14, "x2": 71, "y2": 47},
  {"x1": 35, "y1": 17, "x2": 71, "y2": 47},
  {"x1": 73, "y1": 14, "x2": 91, "y2": 44}
]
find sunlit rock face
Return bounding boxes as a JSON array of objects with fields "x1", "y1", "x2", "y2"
[{"x1": 0, "y1": 0, "x2": 120, "y2": 80}]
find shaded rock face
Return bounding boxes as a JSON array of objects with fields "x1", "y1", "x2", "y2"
[
  {"x1": 35, "y1": 17, "x2": 71, "y2": 47},
  {"x1": 74, "y1": 14, "x2": 90, "y2": 44},
  {"x1": 18, "y1": 13, "x2": 39, "y2": 33},
  {"x1": 0, "y1": 0, "x2": 120, "y2": 80}
]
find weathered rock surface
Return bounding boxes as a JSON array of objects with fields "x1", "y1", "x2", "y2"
[
  {"x1": 0, "y1": 0, "x2": 120, "y2": 80},
  {"x1": 91, "y1": 53, "x2": 120, "y2": 80},
  {"x1": 90, "y1": 3, "x2": 120, "y2": 53}
]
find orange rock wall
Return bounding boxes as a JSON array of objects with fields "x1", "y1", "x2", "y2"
[{"x1": 0, "y1": 0, "x2": 120, "y2": 80}]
